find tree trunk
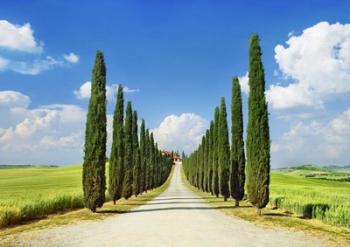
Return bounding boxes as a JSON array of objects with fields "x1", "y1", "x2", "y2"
[
  {"x1": 224, "y1": 197, "x2": 227, "y2": 202},
  {"x1": 257, "y1": 208, "x2": 262, "y2": 216},
  {"x1": 113, "y1": 200, "x2": 116, "y2": 205},
  {"x1": 235, "y1": 199, "x2": 239, "y2": 207}
]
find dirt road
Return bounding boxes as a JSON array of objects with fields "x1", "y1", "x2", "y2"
[{"x1": 2, "y1": 164, "x2": 327, "y2": 247}]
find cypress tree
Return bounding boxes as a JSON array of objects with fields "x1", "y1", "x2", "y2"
[
  {"x1": 208, "y1": 121, "x2": 214, "y2": 195},
  {"x1": 230, "y1": 76, "x2": 246, "y2": 207},
  {"x1": 132, "y1": 111, "x2": 141, "y2": 196},
  {"x1": 218, "y1": 97, "x2": 230, "y2": 201},
  {"x1": 123, "y1": 101, "x2": 133, "y2": 199},
  {"x1": 108, "y1": 85, "x2": 125, "y2": 204},
  {"x1": 149, "y1": 133, "x2": 155, "y2": 189},
  {"x1": 204, "y1": 130, "x2": 210, "y2": 192},
  {"x1": 139, "y1": 119, "x2": 146, "y2": 193},
  {"x1": 145, "y1": 129, "x2": 151, "y2": 191},
  {"x1": 246, "y1": 34, "x2": 270, "y2": 215},
  {"x1": 82, "y1": 51, "x2": 107, "y2": 212},
  {"x1": 212, "y1": 107, "x2": 220, "y2": 197}
]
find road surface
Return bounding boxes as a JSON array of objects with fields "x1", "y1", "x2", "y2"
[{"x1": 2, "y1": 164, "x2": 327, "y2": 247}]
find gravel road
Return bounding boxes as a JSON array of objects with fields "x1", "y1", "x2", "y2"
[{"x1": 1, "y1": 164, "x2": 327, "y2": 247}]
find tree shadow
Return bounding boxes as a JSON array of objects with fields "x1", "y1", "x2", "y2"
[
  {"x1": 149, "y1": 197, "x2": 213, "y2": 201},
  {"x1": 97, "y1": 205, "x2": 237, "y2": 214},
  {"x1": 125, "y1": 201, "x2": 205, "y2": 206},
  {"x1": 263, "y1": 213, "x2": 290, "y2": 217}
]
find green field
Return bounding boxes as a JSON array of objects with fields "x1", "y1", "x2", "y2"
[
  {"x1": 0, "y1": 165, "x2": 84, "y2": 227},
  {"x1": 271, "y1": 165, "x2": 350, "y2": 228},
  {"x1": 1, "y1": 164, "x2": 349, "y2": 230}
]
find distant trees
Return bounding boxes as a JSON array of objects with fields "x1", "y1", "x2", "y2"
[
  {"x1": 246, "y1": 35, "x2": 270, "y2": 215},
  {"x1": 82, "y1": 51, "x2": 107, "y2": 212},
  {"x1": 83, "y1": 51, "x2": 172, "y2": 212},
  {"x1": 183, "y1": 34, "x2": 270, "y2": 215}
]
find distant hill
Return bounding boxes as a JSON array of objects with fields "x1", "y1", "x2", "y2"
[
  {"x1": 276, "y1": 164, "x2": 350, "y2": 182},
  {"x1": 0, "y1": 165, "x2": 58, "y2": 169}
]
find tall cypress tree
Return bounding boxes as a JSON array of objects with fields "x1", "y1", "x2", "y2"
[
  {"x1": 246, "y1": 34, "x2": 270, "y2": 215},
  {"x1": 82, "y1": 51, "x2": 107, "y2": 212},
  {"x1": 139, "y1": 119, "x2": 146, "y2": 193},
  {"x1": 132, "y1": 111, "x2": 141, "y2": 196},
  {"x1": 145, "y1": 129, "x2": 151, "y2": 191},
  {"x1": 212, "y1": 107, "x2": 220, "y2": 197},
  {"x1": 149, "y1": 133, "x2": 155, "y2": 189},
  {"x1": 230, "y1": 77, "x2": 246, "y2": 207},
  {"x1": 218, "y1": 97, "x2": 230, "y2": 201},
  {"x1": 204, "y1": 130, "x2": 209, "y2": 192},
  {"x1": 108, "y1": 85, "x2": 125, "y2": 204},
  {"x1": 123, "y1": 101, "x2": 133, "y2": 199},
  {"x1": 208, "y1": 121, "x2": 214, "y2": 195}
]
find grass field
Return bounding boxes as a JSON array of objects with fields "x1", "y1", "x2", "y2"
[
  {"x1": 0, "y1": 164, "x2": 173, "y2": 228},
  {"x1": 272, "y1": 165, "x2": 350, "y2": 228},
  {"x1": 0, "y1": 165, "x2": 83, "y2": 227}
]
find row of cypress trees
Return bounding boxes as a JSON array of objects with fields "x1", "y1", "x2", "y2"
[
  {"x1": 82, "y1": 51, "x2": 173, "y2": 212},
  {"x1": 183, "y1": 34, "x2": 270, "y2": 215}
]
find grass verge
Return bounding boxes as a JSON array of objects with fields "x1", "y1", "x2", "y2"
[
  {"x1": 180, "y1": 166, "x2": 350, "y2": 247},
  {"x1": 0, "y1": 165, "x2": 174, "y2": 241}
]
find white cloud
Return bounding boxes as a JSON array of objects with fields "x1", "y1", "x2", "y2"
[
  {"x1": 151, "y1": 113, "x2": 209, "y2": 153},
  {"x1": 64, "y1": 52, "x2": 79, "y2": 63},
  {"x1": 0, "y1": 90, "x2": 89, "y2": 164},
  {"x1": 9, "y1": 56, "x2": 64, "y2": 75},
  {"x1": 0, "y1": 56, "x2": 9, "y2": 70},
  {"x1": 0, "y1": 20, "x2": 78, "y2": 75},
  {"x1": 268, "y1": 22, "x2": 350, "y2": 110},
  {"x1": 272, "y1": 108, "x2": 350, "y2": 167},
  {"x1": 0, "y1": 20, "x2": 43, "y2": 53},
  {"x1": 0, "y1": 90, "x2": 116, "y2": 165},
  {"x1": 74, "y1": 81, "x2": 139, "y2": 101},
  {"x1": 74, "y1": 81, "x2": 92, "y2": 99},
  {"x1": 238, "y1": 72, "x2": 249, "y2": 94},
  {"x1": 0, "y1": 91, "x2": 30, "y2": 108},
  {"x1": 124, "y1": 86, "x2": 140, "y2": 93}
]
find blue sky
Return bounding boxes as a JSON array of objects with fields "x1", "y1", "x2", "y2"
[{"x1": 0, "y1": 0, "x2": 350, "y2": 167}]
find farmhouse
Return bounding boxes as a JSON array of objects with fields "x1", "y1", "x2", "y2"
[{"x1": 161, "y1": 150, "x2": 182, "y2": 163}]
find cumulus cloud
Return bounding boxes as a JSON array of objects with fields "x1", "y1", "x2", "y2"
[
  {"x1": 0, "y1": 20, "x2": 43, "y2": 53},
  {"x1": 151, "y1": 113, "x2": 209, "y2": 154},
  {"x1": 272, "y1": 108, "x2": 350, "y2": 167},
  {"x1": 64, "y1": 52, "x2": 79, "y2": 63},
  {"x1": 0, "y1": 90, "x2": 87, "y2": 164},
  {"x1": 0, "y1": 20, "x2": 78, "y2": 75},
  {"x1": 0, "y1": 91, "x2": 30, "y2": 108},
  {"x1": 74, "y1": 81, "x2": 139, "y2": 101},
  {"x1": 268, "y1": 22, "x2": 350, "y2": 110},
  {"x1": 238, "y1": 72, "x2": 249, "y2": 94},
  {"x1": 74, "y1": 81, "x2": 91, "y2": 99}
]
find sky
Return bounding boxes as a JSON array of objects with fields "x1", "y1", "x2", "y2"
[{"x1": 0, "y1": 0, "x2": 350, "y2": 167}]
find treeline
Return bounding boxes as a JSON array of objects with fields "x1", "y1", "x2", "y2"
[
  {"x1": 82, "y1": 51, "x2": 173, "y2": 212},
  {"x1": 183, "y1": 34, "x2": 270, "y2": 215}
]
